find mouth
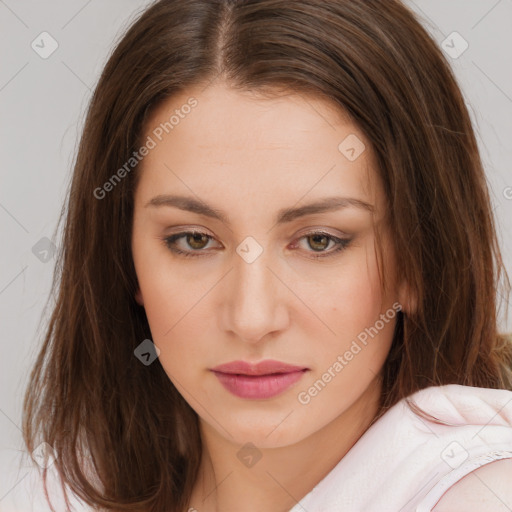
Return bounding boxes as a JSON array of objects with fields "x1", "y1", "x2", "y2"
[
  {"x1": 210, "y1": 367, "x2": 309, "y2": 399},
  {"x1": 210, "y1": 359, "x2": 309, "y2": 376}
]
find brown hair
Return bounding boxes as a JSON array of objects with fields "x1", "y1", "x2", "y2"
[{"x1": 22, "y1": 0, "x2": 512, "y2": 510}]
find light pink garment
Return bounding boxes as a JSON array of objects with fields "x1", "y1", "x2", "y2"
[{"x1": 288, "y1": 384, "x2": 512, "y2": 512}]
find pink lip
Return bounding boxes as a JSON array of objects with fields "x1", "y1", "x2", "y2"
[{"x1": 210, "y1": 359, "x2": 309, "y2": 399}]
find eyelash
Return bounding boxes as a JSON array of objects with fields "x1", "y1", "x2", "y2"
[{"x1": 161, "y1": 230, "x2": 352, "y2": 260}]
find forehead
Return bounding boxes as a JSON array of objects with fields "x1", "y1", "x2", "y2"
[{"x1": 136, "y1": 82, "x2": 384, "y2": 219}]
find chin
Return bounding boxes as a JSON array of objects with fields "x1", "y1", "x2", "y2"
[{"x1": 208, "y1": 412, "x2": 313, "y2": 449}]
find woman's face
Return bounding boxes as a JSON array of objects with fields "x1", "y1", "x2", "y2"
[{"x1": 131, "y1": 82, "x2": 406, "y2": 447}]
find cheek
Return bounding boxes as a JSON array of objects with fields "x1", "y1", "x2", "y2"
[
  {"x1": 299, "y1": 240, "x2": 395, "y2": 400},
  {"x1": 305, "y1": 243, "x2": 384, "y2": 342},
  {"x1": 133, "y1": 233, "x2": 199, "y2": 325},
  {"x1": 296, "y1": 265, "x2": 395, "y2": 422},
  {"x1": 141, "y1": 282, "x2": 207, "y2": 394},
  {"x1": 132, "y1": 242, "x2": 216, "y2": 374}
]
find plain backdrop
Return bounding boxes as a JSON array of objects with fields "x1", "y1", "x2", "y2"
[{"x1": 1, "y1": 0, "x2": 511, "y2": 510}]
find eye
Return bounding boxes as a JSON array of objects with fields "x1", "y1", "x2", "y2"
[
  {"x1": 161, "y1": 230, "x2": 352, "y2": 259},
  {"x1": 291, "y1": 231, "x2": 352, "y2": 259},
  {"x1": 162, "y1": 230, "x2": 219, "y2": 258}
]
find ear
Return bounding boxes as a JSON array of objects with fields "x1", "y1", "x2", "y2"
[
  {"x1": 397, "y1": 279, "x2": 417, "y2": 316},
  {"x1": 135, "y1": 288, "x2": 144, "y2": 306}
]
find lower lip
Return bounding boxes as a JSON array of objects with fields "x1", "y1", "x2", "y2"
[{"x1": 211, "y1": 369, "x2": 308, "y2": 399}]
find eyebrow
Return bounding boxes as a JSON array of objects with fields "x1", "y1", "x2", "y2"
[{"x1": 144, "y1": 194, "x2": 374, "y2": 225}]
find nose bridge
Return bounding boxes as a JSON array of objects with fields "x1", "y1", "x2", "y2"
[{"x1": 223, "y1": 239, "x2": 287, "y2": 342}]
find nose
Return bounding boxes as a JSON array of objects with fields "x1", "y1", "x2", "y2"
[{"x1": 220, "y1": 243, "x2": 290, "y2": 344}]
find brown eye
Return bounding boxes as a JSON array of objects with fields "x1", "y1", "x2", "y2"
[
  {"x1": 293, "y1": 231, "x2": 353, "y2": 259},
  {"x1": 163, "y1": 230, "x2": 352, "y2": 260},
  {"x1": 163, "y1": 231, "x2": 218, "y2": 257},
  {"x1": 307, "y1": 234, "x2": 330, "y2": 252},
  {"x1": 186, "y1": 232, "x2": 210, "y2": 250}
]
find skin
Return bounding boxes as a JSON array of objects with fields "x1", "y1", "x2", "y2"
[
  {"x1": 431, "y1": 459, "x2": 512, "y2": 512},
  {"x1": 131, "y1": 80, "x2": 412, "y2": 512}
]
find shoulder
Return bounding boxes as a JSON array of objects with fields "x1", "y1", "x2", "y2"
[
  {"x1": 431, "y1": 458, "x2": 512, "y2": 512},
  {"x1": 405, "y1": 384, "x2": 512, "y2": 432}
]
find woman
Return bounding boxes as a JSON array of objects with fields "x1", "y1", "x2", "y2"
[{"x1": 22, "y1": 0, "x2": 512, "y2": 511}]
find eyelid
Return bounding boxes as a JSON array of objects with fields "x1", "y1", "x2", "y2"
[
  {"x1": 164, "y1": 225, "x2": 350, "y2": 240},
  {"x1": 161, "y1": 227, "x2": 353, "y2": 260},
  {"x1": 294, "y1": 225, "x2": 351, "y2": 239}
]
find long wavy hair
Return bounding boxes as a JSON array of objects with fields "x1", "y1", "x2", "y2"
[{"x1": 22, "y1": 0, "x2": 512, "y2": 510}]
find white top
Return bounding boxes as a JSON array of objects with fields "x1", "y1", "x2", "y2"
[{"x1": 288, "y1": 384, "x2": 512, "y2": 512}]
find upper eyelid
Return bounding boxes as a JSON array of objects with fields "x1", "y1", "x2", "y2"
[
  {"x1": 167, "y1": 229, "x2": 347, "y2": 242},
  {"x1": 165, "y1": 225, "x2": 351, "y2": 238},
  {"x1": 166, "y1": 229, "x2": 350, "y2": 248}
]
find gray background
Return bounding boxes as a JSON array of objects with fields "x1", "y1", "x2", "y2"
[{"x1": 1, "y1": 0, "x2": 511, "y2": 510}]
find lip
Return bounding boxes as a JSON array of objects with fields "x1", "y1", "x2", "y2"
[
  {"x1": 210, "y1": 359, "x2": 309, "y2": 399},
  {"x1": 211, "y1": 359, "x2": 308, "y2": 375}
]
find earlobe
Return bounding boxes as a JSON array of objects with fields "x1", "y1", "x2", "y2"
[
  {"x1": 398, "y1": 280, "x2": 417, "y2": 316},
  {"x1": 135, "y1": 288, "x2": 144, "y2": 306}
]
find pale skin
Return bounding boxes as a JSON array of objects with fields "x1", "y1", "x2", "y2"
[
  {"x1": 131, "y1": 80, "x2": 414, "y2": 512},
  {"x1": 431, "y1": 459, "x2": 512, "y2": 511}
]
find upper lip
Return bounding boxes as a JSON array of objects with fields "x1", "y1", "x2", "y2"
[{"x1": 211, "y1": 359, "x2": 308, "y2": 376}]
